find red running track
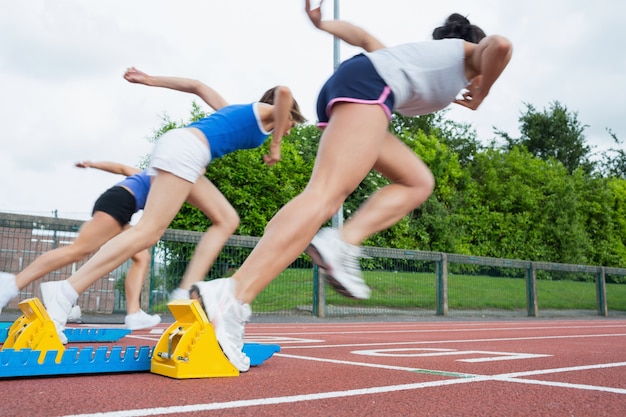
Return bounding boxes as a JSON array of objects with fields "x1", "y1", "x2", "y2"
[{"x1": 3, "y1": 318, "x2": 626, "y2": 416}]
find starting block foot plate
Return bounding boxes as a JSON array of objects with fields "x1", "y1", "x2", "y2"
[{"x1": 243, "y1": 343, "x2": 280, "y2": 366}]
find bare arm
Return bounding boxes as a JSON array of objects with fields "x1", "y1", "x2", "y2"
[
  {"x1": 262, "y1": 86, "x2": 296, "y2": 166},
  {"x1": 455, "y1": 35, "x2": 513, "y2": 110},
  {"x1": 75, "y1": 161, "x2": 141, "y2": 177},
  {"x1": 305, "y1": 0, "x2": 385, "y2": 52},
  {"x1": 123, "y1": 67, "x2": 229, "y2": 111}
]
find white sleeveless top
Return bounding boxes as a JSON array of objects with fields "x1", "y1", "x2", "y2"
[{"x1": 364, "y1": 39, "x2": 468, "y2": 116}]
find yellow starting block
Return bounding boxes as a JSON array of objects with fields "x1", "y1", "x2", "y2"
[
  {"x1": 150, "y1": 299, "x2": 239, "y2": 379},
  {"x1": 2, "y1": 298, "x2": 65, "y2": 363}
]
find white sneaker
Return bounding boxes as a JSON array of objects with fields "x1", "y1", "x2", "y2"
[
  {"x1": 0, "y1": 272, "x2": 18, "y2": 315},
  {"x1": 169, "y1": 287, "x2": 190, "y2": 301},
  {"x1": 67, "y1": 305, "x2": 82, "y2": 323},
  {"x1": 190, "y1": 278, "x2": 251, "y2": 372},
  {"x1": 307, "y1": 228, "x2": 371, "y2": 299},
  {"x1": 40, "y1": 281, "x2": 72, "y2": 344},
  {"x1": 124, "y1": 310, "x2": 161, "y2": 330}
]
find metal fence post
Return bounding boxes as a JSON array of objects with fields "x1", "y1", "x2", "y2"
[
  {"x1": 596, "y1": 267, "x2": 608, "y2": 317},
  {"x1": 436, "y1": 253, "x2": 448, "y2": 316},
  {"x1": 313, "y1": 265, "x2": 325, "y2": 318},
  {"x1": 526, "y1": 262, "x2": 538, "y2": 317}
]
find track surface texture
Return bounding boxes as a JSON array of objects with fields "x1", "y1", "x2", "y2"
[{"x1": 2, "y1": 318, "x2": 626, "y2": 416}]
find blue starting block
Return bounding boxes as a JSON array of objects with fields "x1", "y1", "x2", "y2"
[
  {"x1": 0, "y1": 345, "x2": 153, "y2": 378},
  {"x1": 0, "y1": 327, "x2": 131, "y2": 344},
  {"x1": 0, "y1": 343, "x2": 279, "y2": 378},
  {"x1": 61, "y1": 328, "x2": 132, "y2": 343}
]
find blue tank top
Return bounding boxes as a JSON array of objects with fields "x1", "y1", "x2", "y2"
[
  {"x1": 116, "y1": 171, "x2": 151, "y2": 211},
  {"x1": 187, "y1": 103, "x2": 271, "y2": 159}
]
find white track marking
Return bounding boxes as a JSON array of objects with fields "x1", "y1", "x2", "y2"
[
  {"x1": 243, "y1": 336, "x2": 324, "y2": 344},
  {"x1": 281, "y1": 332, "x2": 626, "y2": 349},
  {"x1": 58, "y1": 323, "x2": 626, "y2": 417},
  {"x1": 246, "y1": 323, "x2": 626, "y2": 337},
  {"x1": 59, "y1": 360, "x2": 626, "y2": 417},
  {"x1": 350, "y1": 347, "x2": 550, "y2": 362},
  {"x1": 276, "y1": 352, "x2": 438, "y2": 372}
]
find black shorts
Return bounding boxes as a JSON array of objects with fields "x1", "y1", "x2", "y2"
[{"x1": 92, "y1": 186, "x2": 137, "y2": 226}]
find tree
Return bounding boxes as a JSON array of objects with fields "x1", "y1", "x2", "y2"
[
  {"x1": 501, "y1": 101, "x2": 594, "y2": 174},
  {"x1": 139, "y1": 100, "x2": 626, "y2": 273},
  {"x1": 393, "y1": 111, "x2": 483, "y2": 166},
  {"x1": 599, "y1": 129, "x2": 626, "y2": 179}
]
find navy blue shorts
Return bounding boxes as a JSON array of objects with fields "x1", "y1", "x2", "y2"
[
  {"x1": 92, "y1": 186, "x2": 137, "y2": 226},
  {"x1": 316, "y1": 53, "x2": 395, "y2": 127}
]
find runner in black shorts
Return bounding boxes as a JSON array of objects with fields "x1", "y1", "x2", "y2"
[{"x1": 0, "y1": 160, "x2": 161, "y2": 333}]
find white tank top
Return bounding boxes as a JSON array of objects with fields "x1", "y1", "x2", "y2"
[{"x1": 364, "y1": 39, "x2": 468, "y2": 116}]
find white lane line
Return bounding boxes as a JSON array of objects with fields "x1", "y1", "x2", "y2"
[
  {"x1": 494, "y1": 377, "x2": 626, "y2": 394},
  {"x1": 498, "y1": 361, "x2": 626, "y2": 378},
  {"x1": 59, "y1": 377, "x2": 487, "y2": 417},
  {"x1": 350, "y1": 347, "x2": 551, "y2": 362},
  {"x1": 124, "y1": 331, "x2": 626, "y2": 347},
  {"x1": 281, "y1": 332, "x2": 626, "y2": 349},
  {"x1": 275, "y1": 352, "x2": 448, "y2": 373},
  {"x1": 245, "y1": 323, "x2": 626, "y2": 336},
  {"x1": 59, "y1": 360, "x2": 626, "y2": 417},
  {"x1": 58, "y1": 356, "x2": 626, "y2": 417},
  {"x1": 276, "y1": 352, "x2": 626, "y2": 393}
]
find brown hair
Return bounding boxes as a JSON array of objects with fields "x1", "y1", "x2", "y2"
[
  {"x1": 259, "y1": 87, "x2": 307, "y2": 124},
  {"x1": 432, "y1": 13, "x2": 486, "y2": 44}
]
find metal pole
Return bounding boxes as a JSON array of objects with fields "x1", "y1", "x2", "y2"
[{"x1": 331, "y1": 0, "x2": 344, "y2": 228}]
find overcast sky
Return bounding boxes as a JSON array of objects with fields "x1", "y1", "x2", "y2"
[{"x1": 1, "y1": 0, "x2": 624, "y2": 221}]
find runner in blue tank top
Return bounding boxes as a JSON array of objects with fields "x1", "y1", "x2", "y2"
[{"x1": 39, "y1": 67, "x2": 305, "y2": 372}]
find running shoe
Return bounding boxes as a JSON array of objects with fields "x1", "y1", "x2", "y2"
[
  {"x1": 0, "y1": 272, "x2": 18, "y2": 315},
  {"x1": 307, "y1": 228, "x2": 371, "y2": 299},
  {"x1": 40, "y1": 281, "x2": 72, "y2": 344},
  {"x1": 124, "y1": 309, "x2": 161, "y2": 330},
  {"x1": 190, "y1": 278, "x2": 251, "y2": 372},
  {"x1": 169, "y1": 287, "x2": 190, "y2": 301},
  {"x1": 67, "y1": 305, "x2": 83, "y2": 323}
]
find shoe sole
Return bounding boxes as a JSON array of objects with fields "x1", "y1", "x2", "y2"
[{"x1": 306, "y1": 244, "x2": 361, "y2": 300}]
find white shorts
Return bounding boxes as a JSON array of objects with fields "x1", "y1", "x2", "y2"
[{"x1": 147, "y1": 128, "x2": 211, "y2": 183}]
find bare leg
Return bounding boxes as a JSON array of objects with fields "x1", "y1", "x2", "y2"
[
  {"x1": 232, "y1": 104, "x2": 435, "y2": 303},
  {"x1": 232, "y1": 103, "x2": 391, "y2": 303},
  {"x1": 124, "y1": 248, "x2": 151, "y2": 314},
  {"x1": 67, "y1": 171, "x2": 194, "y2": 294},
  {"x1": 176, "y1": 177, "x2": 240, "y2": 291},
  {"x1": 340, "y1": 132, "x2": 435, "y2": 246},
  {"x1": 15, "y1": 211, "x2": 123, "y2": 289}
]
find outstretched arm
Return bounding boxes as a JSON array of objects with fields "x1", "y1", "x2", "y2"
[
  {"x1": 263, "y1": 86, "x2": 297, "y2": 166},
  {"x1": 454, "y1": 35, "x2": 513, "y2": 111},
  {"x1": 305, "y1": 0, "x2": 385, "y2": 52},
  {"x1": 123, "y1": 67, "x2": 229, "y2": 111},
  {"x1": 75, "y1": 161, "x2": 141, "y2": 177}
]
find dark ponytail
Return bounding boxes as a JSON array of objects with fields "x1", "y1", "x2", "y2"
[{"x1": 432, "y1": 13, "x2": 486, "y2": 44}]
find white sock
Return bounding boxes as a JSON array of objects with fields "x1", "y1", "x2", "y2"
[
  {"x1": 61, "y1": 281, "x2": 79, "y2": 304},
  {"x1": 6, "y1": 274, "x2": 19, "y2": 297}
]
